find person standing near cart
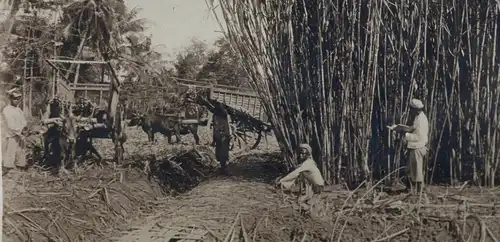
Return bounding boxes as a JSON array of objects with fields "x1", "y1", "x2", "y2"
[
  {"x1": 211, "y1": 102, "x2": 231, "y2": 174},
  {"x1": 2, "y1": 88, "x2": 28, "y2": 173},
  {"x1": 194, "y1": 90, "x2": 231, "y2": 174}
]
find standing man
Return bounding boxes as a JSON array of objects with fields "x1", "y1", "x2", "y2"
[
  {"x1": 399, "y1": 99, "x2": 429, "y2": 194},
  {"x1": 2, "y1": 88, "x2": 28, "y2": 173},
  {"x1": 194, "y1": 90, "x2": 231, "y2": 174},
  {"x1": 211, "y1": 102, "x2": 231, "y2": 174}
]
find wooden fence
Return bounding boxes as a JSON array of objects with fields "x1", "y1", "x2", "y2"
[
  {"x1": 56, "y1": 80, "x2": 73, "y2": 102},
  {"x1": 69, "y1": 83, "x2": 109, "y2": 106}
]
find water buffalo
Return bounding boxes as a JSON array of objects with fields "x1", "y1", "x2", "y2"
[
  {"x1": 42, "y1": 99, "x2": 79, "y2": 174},
  {"x1": 128, "y1": 105, "x2": 207, "y2": 145},
  {"x1": 42, "y1": 98, "x2": 108, "y2": 171},
  {"x1": 128, "y1": 113, "x2": 188, "y2": 144}
]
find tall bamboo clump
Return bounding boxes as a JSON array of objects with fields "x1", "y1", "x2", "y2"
[{"x1": 215, "y1": 0, "x2": 500, "y2": 187}]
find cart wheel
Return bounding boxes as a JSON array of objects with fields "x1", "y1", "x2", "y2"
[
  {"x1": 231, "y1": 131, "x2": 263, "y2": 150},
  {"x1": 229, "y1": 133, "x2": 238, "y2": 151},
  {"x1": 249, "y1": 131, "x2": 263, "y2": 150}
]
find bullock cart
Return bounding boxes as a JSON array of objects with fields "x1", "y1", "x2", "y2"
[
  {"x1": 38, "y1": 98, "x2": 126, "y2": 173},
  {"x1": 195, "y1": 95, "x2": 272, "y2": 151},
  {"x1": 223, "y1": 101, "x2": 272, "y2": 150},
  {"x1": 46, "y1": 58, "x2": 124, "y2": 164}
]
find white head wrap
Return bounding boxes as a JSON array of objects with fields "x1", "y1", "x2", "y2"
[
  {"x1": 6, "y1": 88, "x2": 22, "y2": 98},
  {"x1": 299, "y1": 143, "x2": 312, "y2": 155},
  {"x1": 410, "y1": 99, "x2": 424, "y2": 109}
]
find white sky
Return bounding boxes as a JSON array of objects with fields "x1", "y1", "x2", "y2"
[
  {"x1": 124, "y1": 0, "x2": 225, "y2": 61},
  {"x1": 0, "y1": 1, "x2": 225, "y2": 61}
]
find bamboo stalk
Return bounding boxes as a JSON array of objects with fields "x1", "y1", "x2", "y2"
[{"x1": 212, "y1": 0, "x2": 500, "y2": 186}]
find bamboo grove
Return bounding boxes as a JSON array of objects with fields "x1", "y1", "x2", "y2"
[{"x1": 215, "y1": 0, "x2": 500, "y2": 187}]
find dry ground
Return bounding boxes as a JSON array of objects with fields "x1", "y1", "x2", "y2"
[
  {"x1": 110, "y1": 156, "x2": 500, "y2": 242},
  {"x1": 3, "y1": 124, "x2": 500, "y2": 242}
]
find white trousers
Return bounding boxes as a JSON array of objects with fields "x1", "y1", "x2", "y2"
[{"x1": 3, "y1": 136, "x2": 27, "y2": 168}]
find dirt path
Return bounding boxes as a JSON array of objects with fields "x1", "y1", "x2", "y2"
[
  {"x1": 9, "y1": 127, "x2": 499, "y2": 241},
  {"x1": 109, "y1": 150, "x2": 500, "y2": 242},
  {"x1": 111, "y1": 153, "x2": 287, "y2": 242}
]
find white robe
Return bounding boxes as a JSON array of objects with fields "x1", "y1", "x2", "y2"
[{"x1": 2, "y1": 105, "x2": 27, "y2": 168}]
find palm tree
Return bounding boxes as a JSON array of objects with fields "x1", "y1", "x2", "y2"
[
  {"x1": 114, "y1": 7, "x2": 146, "y2": 42},
  {"x1": 0, "y1": 0, "x2": 69, "y2": 41},
  {"x1": 1, "y1": 0, "x2": 22, "y2": 34},
  {"x1": 60, "y1": 0, "x2": 125, "y2": 79}
]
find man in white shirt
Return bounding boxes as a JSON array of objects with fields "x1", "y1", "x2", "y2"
[
  {"x1": 399, "y1": 99, "x2": 429, "y2": 194},
  {"x1": 2, "y1": 88, "x2": 28, "y2": 173},
  {"x1": 278, "y1": 143, "x2": 325, "y2": 212}
]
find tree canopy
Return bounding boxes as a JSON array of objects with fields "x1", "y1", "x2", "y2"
[{"x1": 0, "y1": 0, "x2": 248, "y2": 116}]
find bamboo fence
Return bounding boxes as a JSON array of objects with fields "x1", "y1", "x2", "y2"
[{"x1": 214, "y1": 0, "x2": 500, "y2": 187}]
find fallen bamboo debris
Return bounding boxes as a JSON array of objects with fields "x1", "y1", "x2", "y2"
[{"x1": 3, "y1": 146, "x2": 219, "y2": 242}]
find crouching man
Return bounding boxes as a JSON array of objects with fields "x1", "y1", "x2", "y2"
[{"x1": 277, "y1": 143, "x2": 325, "y2": 212}]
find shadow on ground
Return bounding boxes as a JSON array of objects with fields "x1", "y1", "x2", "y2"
[{"x1": 224, "y1": 151, "x2": 288, "y2": 184}]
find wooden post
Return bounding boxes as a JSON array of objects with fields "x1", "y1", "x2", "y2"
[
  {"x1": 28, "y1": 28, "x2": 34, "y2": 116},
  {"x1": 29, "y1": 66, "x2": 33, "y2": 117},
  {"x1": 51, "y1": 51, "x2": 56, "y2": 100},
  {"x1": 105, "y1": 61, "x2": 122, "y2": 165},
  {"x1": 246, "y1": 94, "x2": 251, "y2": 114},
  {"x1": 22, "y1": 57, "x2": 27, "y2": 115},
  {"x1": 252, "y1": 97, "x2": 257, "y2": 118},
  {"x1": 100, "y1": 64, "x2": 105, "y2": 83},
  {"x1": 208, "y1": 85, "x2": 214, "y2": 100},
  {"x1": 72, "y1": 64, "x2": 81, "y2": 100},
  {"x1": 99, "y1": 90, "x2": 103, "y2": 105}
]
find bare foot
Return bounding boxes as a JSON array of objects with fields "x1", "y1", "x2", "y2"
[
  {"x1": 59, "y1": 167, "x2": 71, "y2": 175},
  {"x1": 73, "y1": 165, "x2": 81, "y2": 175}
]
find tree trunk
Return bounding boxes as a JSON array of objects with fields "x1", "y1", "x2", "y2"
[
  {"x1": 29, "y1": 58, "x2": 33, "y2": 116},
  {"x1": 64, "y1": 27, "x2": 90, "y2": 81}
]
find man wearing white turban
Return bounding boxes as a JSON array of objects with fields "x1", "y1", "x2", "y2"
[
  {"x1": 398, "y1": 99, "x2": 429, "y2": 194},
  {"x1": 277, "y1": 143, "x2": 325, "y2": 211}
]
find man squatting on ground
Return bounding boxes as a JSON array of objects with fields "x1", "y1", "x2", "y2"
[
  {"x1": 277, "y1": 144, "x2": 325, "y2": 207},
  {"x1": 2, "y1": 88, "x2": 28, "y2": 173},
  {"x1": 397, "y1": 99, "x2": 429, "y2": 194}
]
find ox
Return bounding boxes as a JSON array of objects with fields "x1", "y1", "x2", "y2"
[
  {"x1": 42, "y1": 99, "x2": 79, "y2": 174},
  {"x1": 128, "y1": 113, "x2": 187, "y2": 144},
  {"x1": 74, "y1": 104, "x2": 127, "y2": 163},
  {"x1": 128, "y1": 103, "x2": 207, "y2": 145},
  {"x1": 42, "y1": 98, "x2": 110, "y2": 172}
]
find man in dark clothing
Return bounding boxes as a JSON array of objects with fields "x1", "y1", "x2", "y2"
[
  {"x1": 192, "y1": 91, "x2": 231, "y2": 174},
  {"x1": 211, "y1": 102, "x2": 230, "y2": 173}
]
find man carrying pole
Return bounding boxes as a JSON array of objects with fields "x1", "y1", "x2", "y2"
[
  {"x1": 2, "y1": 88, "x2": 28, "y2": 174},
  {"x1": 212, "y1": 102, "x2": 231, "y2": 174},
  {"x1": 192, "y1": 89, "x2": 231, "y2": 174}
]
